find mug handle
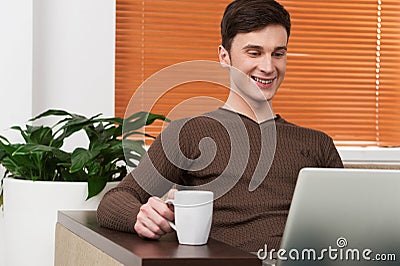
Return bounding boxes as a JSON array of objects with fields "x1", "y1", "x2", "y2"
[{"x1": 164, "y1": 199, "x2": 177, "y2": 231}]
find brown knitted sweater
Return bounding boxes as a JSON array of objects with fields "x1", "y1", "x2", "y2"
[{"x1": 97, "y1": 108, "x2": 343, "y2": 252}]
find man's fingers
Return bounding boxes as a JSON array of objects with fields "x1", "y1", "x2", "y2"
[
  {"x1": 148, "y1": 197, "x2": 175, "y2": 221},
  {"x1": 136, "y1": 208, "x2": 166, "y2": 236},
  {"x1": 161, "y1": 188, "x2": 178, "y2": 201},
  {"x1": 134, "y1": 221, "x2": 161, "y2": 239},
  {"x1": 166, "y1": 188, "x2": 178, "y2": 200},
  {"x1": 162, "y1": 188, "x2": 178, "y2": 212},
  {"x1": 134, "y1": 196, "x2": 175, "y2": 238}
]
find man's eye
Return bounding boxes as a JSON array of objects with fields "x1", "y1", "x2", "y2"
[
  {"x1": 273, "y1": 52, "x2": 286, "y2": 58},
  {"x1": 248, "y1": 51, "x2": 261, "y2": 56}
]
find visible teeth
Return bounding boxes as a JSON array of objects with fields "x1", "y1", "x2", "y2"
[{"x1": 253, "y1": 76, "x2": 273, "y2": 84}]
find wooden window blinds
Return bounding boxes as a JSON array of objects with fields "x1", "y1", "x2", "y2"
[{"x1": 115, "y1": 0, "x2": 400, "y2": 147}]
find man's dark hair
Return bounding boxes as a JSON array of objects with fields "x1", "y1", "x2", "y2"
[{"x1": 221, "y1": 0, "x2": 291, "y2": 53}]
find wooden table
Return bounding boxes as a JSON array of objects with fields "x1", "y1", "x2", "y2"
[{"x1": 55, "y1": 211, "x2": 261, "y2": 266}]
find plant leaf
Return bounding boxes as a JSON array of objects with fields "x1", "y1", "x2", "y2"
[
  {"x1": 87, "y1": 176, "x2": 107, "y2": 200},
  {"x1": 87, "y1": 161, "x2": 101, "y2": 176},
  {"x1": 123, "y1": 112, "x2": 150, "y2": 132},
  {"x1": 122, "y1": 131, "x2": 156, "y2": 140},
  {"x1": 0, "y1": 135, "x2": 11, "y2": 145},
  {"x1": 53, "y1": 149, "x2": 71, "y2": 162},
  {"x1": 10, "y1": 126, "x2": 29, "y2": 143},
  {"x1": 70, "y1": 148, "x2": 100, "y2": 173},
  {"x1": 28, "y1": 126, "x2": 53, "y2": 145},
  {"x1": 12, "y1": 144, "x2": 54, "y2": 156},
  {"x1": 29, "y1": 109, "x2": 73, "y2": 122},
  {"x1": 93, "y1": 117, "x2": 123, "y2": 126},
  {"x1": 123, "y1": 139, "x2": 146, "y2": 157},
  {"x1": 145, "y1": 113, "x2": 170, "y2": 125},
  {"x1": 123, "y1": 111, "x2": 168, "y2": 133},
  {"x1": 0, "y1": 157, "x2": 33, "y2": 178},
  {"x1": 59, "y1": 168, "x2": 87, "y2": 182}
]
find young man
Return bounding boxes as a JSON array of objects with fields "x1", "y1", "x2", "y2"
[{"x1": 97, "y1": 0, "x2": 343, "y2": 254}]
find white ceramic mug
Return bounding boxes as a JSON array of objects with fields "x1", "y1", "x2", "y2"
[{"x1": 165, "y1": 190, "x2": 214, "y2": 245}]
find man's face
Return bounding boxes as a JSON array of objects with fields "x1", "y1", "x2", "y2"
[{"x1": 219, "y1": 25, "x2": 288, "y2": 105}]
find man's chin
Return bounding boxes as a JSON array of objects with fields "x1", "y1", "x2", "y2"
[{"x1": 261, "y1": 90, "x2": 277, "y2": 103}]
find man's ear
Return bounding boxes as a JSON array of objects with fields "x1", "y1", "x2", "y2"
[{"x1": 218, "y1": 45, "x2": 231, "y2": 67}]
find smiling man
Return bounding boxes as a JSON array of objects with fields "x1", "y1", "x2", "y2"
[
  {"x1": 97, "y1": 0, "x2": 343, "y2": 258},
  {"x1": 219, "y1": 24, "x2": 288, "y2": 122}
]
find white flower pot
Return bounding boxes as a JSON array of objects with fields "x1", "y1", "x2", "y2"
[{"x1": 3, "y1": 178, "x2": 118, "y2": 266}]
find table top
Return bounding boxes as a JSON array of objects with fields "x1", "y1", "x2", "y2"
[{"x1": 57, "y1": 210, "x2": 261, "y2": 266}]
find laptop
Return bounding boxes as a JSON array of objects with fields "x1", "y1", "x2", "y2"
[{"x1": 276, "y1": 167, "x2": 400, "y2": 266}]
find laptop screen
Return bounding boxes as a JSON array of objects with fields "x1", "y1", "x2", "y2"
[{"x1": 277, "y1": 167, "x2": 400, "y2": 266}]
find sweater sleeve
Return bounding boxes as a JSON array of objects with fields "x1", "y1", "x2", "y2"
[
  {"x1": 323, "y1": 135, "x2": 344, "y2": 168},
  {"x1": 96, "y1": 172, "x2": 149, "y2": 233}
]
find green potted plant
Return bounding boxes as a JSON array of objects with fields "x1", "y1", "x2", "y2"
[
  {"x1": 0, "y1": 109, "x2": 168, "y2": 204},
  {"x1": 0, "y1": 109, "x2": 168, "y2": 266}
]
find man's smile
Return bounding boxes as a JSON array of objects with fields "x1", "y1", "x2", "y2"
[{"x1": 251, "y1": 76, "x2": 275, "y2": 85}]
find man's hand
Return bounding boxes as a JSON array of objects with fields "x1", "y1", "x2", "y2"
[{"x1": 134, "y1": 189, "x2": 177, "y2": 239}]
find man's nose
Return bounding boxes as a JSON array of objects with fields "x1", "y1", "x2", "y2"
[{"x1": 259, "y1": 56, "x2": 273, "y2": 73}]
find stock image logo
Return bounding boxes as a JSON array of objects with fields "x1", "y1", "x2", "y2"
[{"x1": 257, "y1": 237, "x2": 397, "y2": 263}]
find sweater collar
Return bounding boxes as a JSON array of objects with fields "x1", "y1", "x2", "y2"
[{"x1": 218, "y1": 107, "x2": 283, "y2": 125}]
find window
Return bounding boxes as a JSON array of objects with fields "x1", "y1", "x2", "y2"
[{"x1": 115, "y1": 0, "x2": 400, "y2": 147}]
